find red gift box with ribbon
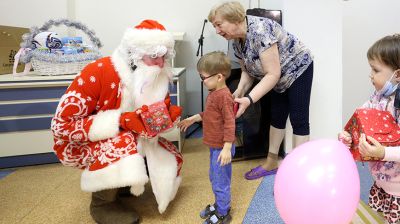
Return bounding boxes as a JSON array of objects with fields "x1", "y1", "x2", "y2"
[
  {"x1": 140, "y1": 101, "x2": 173, "y2": 136},
  {"x1": 344, "y1": 108, "x2": 400, "y2": 161}
]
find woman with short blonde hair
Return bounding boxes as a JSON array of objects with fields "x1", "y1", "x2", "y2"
[{"x1": 208, "y1": 1, "x2": 245, "y2": 24}]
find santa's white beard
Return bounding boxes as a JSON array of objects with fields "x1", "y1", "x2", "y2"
[{"x1": 128, "y1": 61, "x2": 172, "y2": 109}]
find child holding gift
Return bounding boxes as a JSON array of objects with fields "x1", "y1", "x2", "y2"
[
  {"x1": 339, "y1": 34, "x2": 400, "y2": 224},
  {"x1": 178, "y1": 51, "x2": 235, "y2": 224}
]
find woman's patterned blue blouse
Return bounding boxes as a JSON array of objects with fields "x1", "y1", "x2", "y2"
[{"x1": 233, "y1": 15, "x2": 313, "y2": 93}]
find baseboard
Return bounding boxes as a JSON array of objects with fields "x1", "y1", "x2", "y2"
[{"x1": 0, "y1": 153, "x2": 59, "y2": 169}]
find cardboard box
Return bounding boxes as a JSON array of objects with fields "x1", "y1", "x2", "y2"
[
  {"x1": 344, "y1": 108, "x2": 400, "y2": 161},
  {"x1": 0, "y1": 25, "x2": 30, "y2": 75}
]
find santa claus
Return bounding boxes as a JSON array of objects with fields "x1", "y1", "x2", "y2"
[{"x1": 51, "y1": 20, "x2": 183, "y2": 224}]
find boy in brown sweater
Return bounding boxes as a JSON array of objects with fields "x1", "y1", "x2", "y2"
[{"x1": 178, "y1": 51, "x2": 235, "y2": 224}]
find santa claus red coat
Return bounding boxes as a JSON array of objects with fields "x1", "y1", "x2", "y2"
[{"x1": 51, "y1": 21, "x2": 183, "y2": 213}]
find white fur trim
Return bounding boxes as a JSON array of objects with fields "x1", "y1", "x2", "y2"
[
  {"x1": 110, "y1": 52, "x2": 137, "y2": 115},
  {"x1": 121, "y1": 28, "x2": 174, "y2": 49},
  {"x1": 130, "y1": 184, "x2": 145, "y2": 196},
  {"x1": 170, "y1": 176, "x2": 182, "y2": 202},
  {"x1": 143, "y1": 141, "x2": 180, "y2": 213},
  {"x1": 88, "y1": 109, "x2": 121, "y2": 142},
  {"x1": 111, "y1": 51, "x2": 133, "y2": 91},
  {"x1": 81, "y1": 154, "x2": 148, "y2": 192}
]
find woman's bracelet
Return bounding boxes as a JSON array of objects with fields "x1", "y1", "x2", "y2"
[{"x1": 245, "y1": 94, "x2": 254, "y2": 104}]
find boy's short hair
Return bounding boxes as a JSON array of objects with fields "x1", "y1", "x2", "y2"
[
  {"x1": 367, "y1": 34, "x2": 400, "y2": 70},
  {"x1": 197, "y1": 51, "x2": 231, "y2": 78}
]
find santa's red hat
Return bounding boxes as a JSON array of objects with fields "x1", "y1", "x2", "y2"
[
  {"x1": 119, "y1": 19, "x2": 174, "y2": 59},
  {"x1": 135, "y1": 20, "x2": 166, "y2": 30}
]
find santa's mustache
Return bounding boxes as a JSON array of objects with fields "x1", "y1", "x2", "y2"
[
  {"x1": 129, "y1": 61, "x2": 172, "y2": 96},
  {"x1": 135, "y1": 62, "x2": 162, "y2": 78}
]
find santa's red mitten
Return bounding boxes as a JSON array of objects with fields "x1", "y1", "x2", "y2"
[
  {"x1": 163, "y1": 96, "x2": 181, "y2": 122},
  {"x1": 120, "y1": 111, "x2": 146, "y2": 133},
  {"x1": 169, "y1": 105, "x2": 182, "y2": 123},
  {"x1": 164, "y1": 97, "x2": 171, "y2": 108},
  {"x1": 119, "y1": 111, "x2": 155, "y2": 139}
]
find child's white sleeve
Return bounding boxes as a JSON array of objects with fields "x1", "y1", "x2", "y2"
[{"x1": 383, "y1": 146, "x2": 400, "y2": 162}]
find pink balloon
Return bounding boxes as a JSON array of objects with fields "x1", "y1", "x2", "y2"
[{"x1": 274, "y1": 139, "x2": 360, "y2": 224}]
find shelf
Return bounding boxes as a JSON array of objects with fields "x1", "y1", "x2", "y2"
[
  {"x1": 0, "y1": 68, "x2": 186, "y2": 88},
  {"x1": 172, "y1": 32, "x2": 185, "y2": 41}
]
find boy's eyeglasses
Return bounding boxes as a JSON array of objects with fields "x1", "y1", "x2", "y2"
[{"x1": 199, "y1": 73, "x2": 221, "y2": 81}]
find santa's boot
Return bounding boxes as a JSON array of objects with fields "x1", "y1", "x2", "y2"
[
  {"x1": 118, "y1": 186, "x2": 133, "y2": 198},
  {"x1": 90, "y1": 188, "x2": 140, "y2": 224}
]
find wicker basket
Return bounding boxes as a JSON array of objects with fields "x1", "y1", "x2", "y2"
[
  {"x1": 31, "y1": 59, "x2": 94, "y2": 76},
  {"x1": 21, "y1": 19, "x2": 102, "y2": 76},
  {"x1": 30, "y1": 49, "x2": 101, "y2": 76}
]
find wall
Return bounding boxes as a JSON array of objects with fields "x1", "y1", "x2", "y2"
[
  {"x1": 0, "y1": 0, "x2": 71, "y2": 34},
  {"x1": 282, "y1": 0, "x2": 342, "y2": 150},
  {"x1": 343, "y1": 0, "x2": 400, "y2": 124}
]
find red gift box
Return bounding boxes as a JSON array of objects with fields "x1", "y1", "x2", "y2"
[
  {"x1": 140, "y1": 101, "x2": 173, "y2": 136},
  {"x1": 344, "y1": 108, "x2": 400, "y2": 161}
]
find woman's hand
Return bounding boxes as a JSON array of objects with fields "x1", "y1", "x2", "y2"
[
  {"x1": 358, "y1": 133, "x2": 385, "y2": 159},
  {"x1": 338, "y1": 131, "x2": 352, "y2": 147},
  {"x1": 233, "y1": 43, "x2": 281, "y2": 119},
  {"x1": 234, "y1": 96, "x2": 251, "y2": 118}
]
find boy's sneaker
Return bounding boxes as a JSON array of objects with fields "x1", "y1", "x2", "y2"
[
  {"x1": 203, "y1": 210, "x2": 232, "y2": 224},
  {"x1": 200, "y1": 204, "x2": 216, "y2": 219}
]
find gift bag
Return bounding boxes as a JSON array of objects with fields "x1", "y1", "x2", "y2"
[
  {"x1": 344, "y1": 108, "x2": 400, "y2": 161},
  {"x1": 140, "y1": 101, "x2": 173, "y2": 136}
]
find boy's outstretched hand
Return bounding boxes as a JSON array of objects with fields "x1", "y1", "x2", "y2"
[{"x1": 177, "y1": 114, "x2": 202, "y2": 132}]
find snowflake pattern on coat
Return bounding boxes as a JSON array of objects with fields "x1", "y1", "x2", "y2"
[{"x1": 51, "y1": 57, "x2": 182, "y2": 173}]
